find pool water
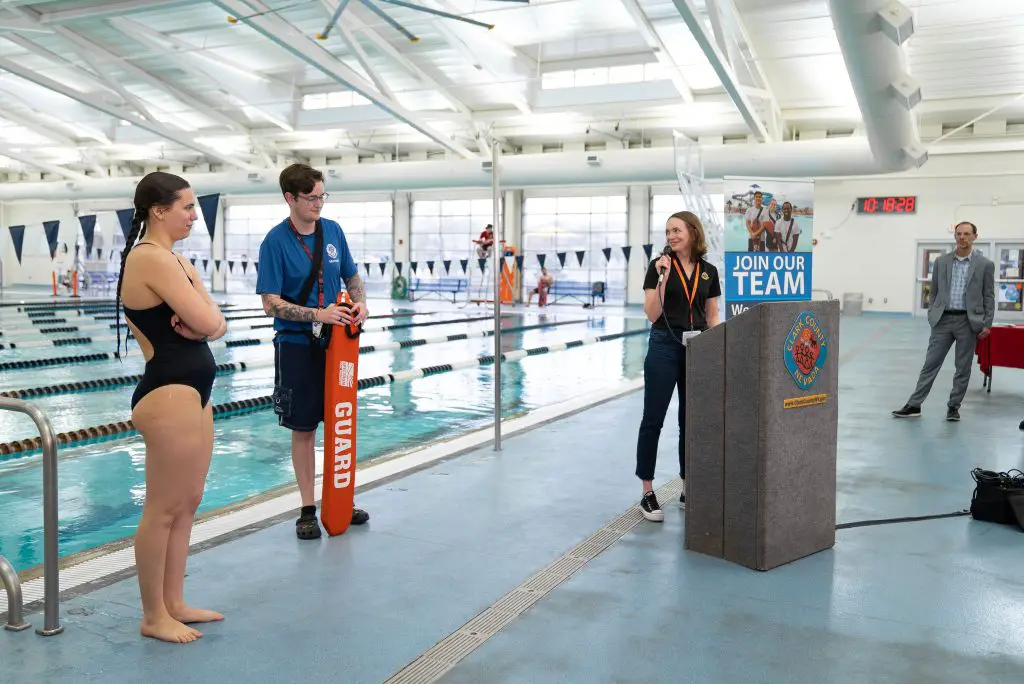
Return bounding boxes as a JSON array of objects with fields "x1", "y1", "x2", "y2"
[{"x1": 0, "y1": 307, "x2": 650, "y2": 572}]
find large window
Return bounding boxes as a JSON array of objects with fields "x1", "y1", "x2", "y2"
[
  {"x1": 651, "y1": 193, "x2": 724, "y2": 252},
  {"x1": 411, "y1": 198, "x2": 495, "y2": 268},
  {"x1": 224, "y1": 203, "x2": 285, "y2": 294},
  {"x1": 223, "y1": 200, "x2": 393, "y2": 295},
  {"x1": 522, "y1": 195, "x2": 628, "y2": 302}
]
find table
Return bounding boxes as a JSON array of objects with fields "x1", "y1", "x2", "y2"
[{"x1": 975, "y1": 324, "x2": 1024, "y2": 393}]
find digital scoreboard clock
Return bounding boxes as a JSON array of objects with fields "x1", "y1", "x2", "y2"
[{"x1": 856, "y1": 196, "x2": 917, "y2": 214}]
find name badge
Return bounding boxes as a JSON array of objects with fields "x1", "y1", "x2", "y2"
[
  {"x1": 312, "y1": 321, "x2": 324, "y2": 338},
  {"x1": 681, "y1": 331, "x2": 701, "y2": 346}
]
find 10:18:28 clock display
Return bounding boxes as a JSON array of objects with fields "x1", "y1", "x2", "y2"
[{"x1": 856, "y1": 196, "x2": 917, "y2": 214}]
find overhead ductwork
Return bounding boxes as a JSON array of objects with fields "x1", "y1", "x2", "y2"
[
  {"x1": 0, "y1": 1, "x2": 925, "y2": 202},
  {"x1": 827, "y1": 0, "x2": 927, "y2": 172},
  {"x1": 0, "y1": 140, "x2": 884, "y2": 201}
]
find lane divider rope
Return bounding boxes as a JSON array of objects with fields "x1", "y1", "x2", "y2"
[
  {"x1": 0, "y1": 319, "x2": 590, "y2": 400},
  {"x1": 0, "y1": 328, "x2": 646, "y2": 459},
  {"x1": 0, "y1": 310, "x2": 432, "y2": 339},
  {"x1": 0, "y1": 314, "x2": 513, "y2": 352}
]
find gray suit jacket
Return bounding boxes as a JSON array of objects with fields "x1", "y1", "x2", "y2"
[{"x1": 927, "y1": 250, "x2": 995, "y2": 332}]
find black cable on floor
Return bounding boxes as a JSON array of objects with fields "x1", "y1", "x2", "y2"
[{"x1": 835, "y1": 510, "x2": 970, "y2": 530}]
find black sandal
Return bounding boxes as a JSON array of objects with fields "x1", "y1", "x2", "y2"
[
  {"x1": 296, "y1": 513, "x2": 322, "y2": 540},
  {"x1": 351, "y1": 508, "x2": 370, "y2": 526}
]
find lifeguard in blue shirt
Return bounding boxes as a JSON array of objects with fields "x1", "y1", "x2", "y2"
[{"x1": 256, "y1": 163, "x2": 371, "y2": 539}]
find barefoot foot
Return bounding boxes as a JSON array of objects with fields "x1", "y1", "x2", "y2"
[
  {"x1": 140, "y1": 616, "x2": 203, "y2": 643},
  {"x1": 168, "y1": 605, "x2": 225, "y2": 624}
]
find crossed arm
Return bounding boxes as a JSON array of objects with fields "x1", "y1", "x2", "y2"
[{"x1": 261, "y1": 273, "x2": 367, "y2": 322}]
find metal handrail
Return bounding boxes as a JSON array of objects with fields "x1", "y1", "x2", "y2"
[
  {"x1": 1, "y1": 555, "x2": 29, "y2": 631},
  {"x1": 812, "y1": 288, "x2": 835, "y2": 301},
  {"x1": 0, "y1": 398, "x2": 63, "y2": 636}
]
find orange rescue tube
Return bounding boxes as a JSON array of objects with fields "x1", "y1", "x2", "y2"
[{"x1": 321, "y1": 291, "x2": 362, "y2": 536}]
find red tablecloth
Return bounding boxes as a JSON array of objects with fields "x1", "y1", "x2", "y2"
[{"x1": 976, "y1": 324, "x2": 1024, "y2": 376}]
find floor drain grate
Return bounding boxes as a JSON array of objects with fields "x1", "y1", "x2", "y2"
[{"x1": 383, "y1": 478, "x2": 682, "y2": 683}]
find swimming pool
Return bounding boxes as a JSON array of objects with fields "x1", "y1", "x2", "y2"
[{"x1": 0, "y1": 301, "x2": 650, "y2": 572}]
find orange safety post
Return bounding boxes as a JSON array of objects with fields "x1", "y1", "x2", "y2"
[
  {"x1": 321, "y1": 291, "x2": 361, "y2": 537},
  {"x1": 499, "y1": 244, "x2": 518, "y2": 305},
  {"x1": 72, "y1": 271, "x2": 79, "y2": 298},
  {"x1": 51, "y1": 271, "x2": 58, "y2": 297}
]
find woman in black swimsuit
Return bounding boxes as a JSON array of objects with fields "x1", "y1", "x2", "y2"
[{"x1": 116, "y1": 172, "x2": 227, "y2": 644}]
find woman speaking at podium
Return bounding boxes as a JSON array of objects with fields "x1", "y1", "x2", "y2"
[{"x1": 636, "y1": 210, "x2": 721, "y2": 522}]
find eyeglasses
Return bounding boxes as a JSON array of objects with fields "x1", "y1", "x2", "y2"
[{"x1": 298, "y1": 193, "x2": 329, "y2": 204}]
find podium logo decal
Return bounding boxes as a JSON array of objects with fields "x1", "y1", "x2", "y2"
[{"x1": 784, "y1": 312, "x2": 828, "y2": 389}]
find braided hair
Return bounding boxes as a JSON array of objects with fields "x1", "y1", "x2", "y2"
[{"x1": 115, "y1": 171, "x2": 192, "y2": 359}]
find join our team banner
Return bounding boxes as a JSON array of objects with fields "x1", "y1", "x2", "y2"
[{"x1": 722, "y1": 176, "x2": 815, "y2": 319}]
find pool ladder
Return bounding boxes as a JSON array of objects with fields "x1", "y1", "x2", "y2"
[{"x1": 0, "y1": 398, "x2": 63, "y2": 636}]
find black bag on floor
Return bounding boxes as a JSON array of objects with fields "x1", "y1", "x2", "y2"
[{"x1": 970, "y1": 468, "x2": 1024, "y2": 531}]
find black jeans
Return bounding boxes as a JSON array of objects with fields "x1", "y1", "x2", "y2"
[{"x1": 635, "y1": 327, "x2": 686, "y2": 482}]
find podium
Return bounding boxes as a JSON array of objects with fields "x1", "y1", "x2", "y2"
[{"x1": 684, "y1": 300, "x2": 840, "y2": 571}]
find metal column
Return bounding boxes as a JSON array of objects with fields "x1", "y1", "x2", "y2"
[
  {"x1": 0, "y1": 398, "x2": 64, "y2": 636},
  {"x1": 492, "y1": 140, "x2": 502, "y2": 451}
]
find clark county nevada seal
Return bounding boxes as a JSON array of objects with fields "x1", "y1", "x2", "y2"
[{"x1": 784, "y1": 311, "x2": 829, "y2": 390}]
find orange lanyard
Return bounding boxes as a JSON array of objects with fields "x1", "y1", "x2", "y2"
[{"x1": 672, "y1": 259, "x2": 700, "y2": 329}]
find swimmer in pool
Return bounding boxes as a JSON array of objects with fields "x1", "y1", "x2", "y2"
[{"x1": 116, "y1": 172, "x2": 228, "y2": 644}]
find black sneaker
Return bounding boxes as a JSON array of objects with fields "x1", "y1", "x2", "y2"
[
  {"x1": 946, "y1": 407, "x2": 961, "y2": 422},
  {"x1": 892, "y1": 404, "x2": 921, "y2": 418},
  {"x1": 640, "y1": 491, "x2": 664, "y2": 522},
  {"x1": 352, "y1": 508, "x2": 370, "y2": 525},
  {"x1": 296, "y1": 507, "x2": 322, "y2": 540}
]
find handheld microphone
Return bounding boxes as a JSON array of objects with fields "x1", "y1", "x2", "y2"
[{"x1": 657, "y1": 245, "x2": 673, "y2": 283}]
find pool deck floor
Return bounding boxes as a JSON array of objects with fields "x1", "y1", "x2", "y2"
[{"x1": 3, "y1": 313, "x2": 1024, "y2": 683}]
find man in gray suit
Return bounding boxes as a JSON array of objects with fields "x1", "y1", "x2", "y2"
[{"x1": 893, "y1": 221, "x2": 994, "y2": 421}]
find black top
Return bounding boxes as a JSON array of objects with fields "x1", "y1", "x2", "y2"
[{"x1": 643, "y1": 256, "x2": 721, "y2": 332}]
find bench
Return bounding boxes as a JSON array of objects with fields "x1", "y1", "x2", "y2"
[
  {"x1": 547, "y1": 280, "x2": 606, "y2": 307},
  {"x1": 408, "y1": 277, "x2": 469, "y2": 303},
  {"x1": 82, "y1": 261, "x2": 117, "y2": 293}
]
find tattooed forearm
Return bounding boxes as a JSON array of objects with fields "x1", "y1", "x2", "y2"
[
  {"x1": 262, "y1": 294, "x2": 318, "y2": 322},
  {"x1": 344, "y1": 274, "x2": 366, "y2": 304}
]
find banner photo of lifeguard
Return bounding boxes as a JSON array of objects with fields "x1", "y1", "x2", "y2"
[{"x1": 723, "y1": 179, "x2": 814, "y2": 254}]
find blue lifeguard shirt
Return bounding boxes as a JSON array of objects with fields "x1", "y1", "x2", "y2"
[{"x1": 256, "y1": 217, "x2": 358, "y2": 343}]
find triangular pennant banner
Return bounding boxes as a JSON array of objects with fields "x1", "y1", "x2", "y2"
[
  {"x1": 410, "y1": 261, "x2": 417, "y2": 274},
  {"x1": 426, "y1": 260, "x2": 435, "y2": 274},
  {"x1": 515, "y1": 255, "x2": 524, "y2": 271},
  {"x1": 395, "y1": 262, "x2": 403, "y2": 276},
  {"x1": 537, "y1": 254, "x2": 546, "y2": 269},
  {"x1": 8, "y1": 225, "x2": 24, "y2": 264},
  {"x1": 621, "y1": 245, "x2": 631, "y2": 262},
  {"x1": 241, "y1": 259, "x2": 248, "y2": 274},
  {"x1": 43, "y1": 220, "x2": 60, "y2": 259},
  {"x1": 78, "y1": 215, "x2": 97, "y2": 258},
  {"x1": 197, "y1": 193, "x2": 220, "y2": 240},
  {"x1": 97, "y1": 248, "x2": 104, "y2": 260},
  {"x1": 364, "y1": 262, "x2": 371, "y2": 276},
  {"x1": 575, "y1": 250, "x2": 585, "y2": 266},
  {"x1": 443, "y1": 260, "x2": 451, "y2": 274},
  {"x1": 459, "y1": 259, "x2": 468, "y2": 274},
  {"x1": 228, "y1": 260, "x2": 234, "y2": 273},
  {"x1": 215, "y1": 259, "x2": 222, "y2": 271},
  {"x1": 379, "y1": 262, "x2": 386, "y2": 276},
  {"x1": 643, "y1": 243, "x2": 653, "y2": 261},
  {"x1": 477, "y1": 257, "x2": 487, "y2": 273},
  {"x1": 602, "y1": 247, "x2": 612, "y2": 262},
  {"x1": 255, "y1": 261, "x2": 259, "y2": 273},
  {"x1": 202, "y1": 259, "x2": 209, "y2": 271},
  {"x1": 190, "y1": 257, "x2": 197, "y2": 266},
  {"x1": 116, "y1": 208, "x2": 135, "y2": 240},
  {"x1": 556, "y1": 252, "x2": 566, "y2": 268}
]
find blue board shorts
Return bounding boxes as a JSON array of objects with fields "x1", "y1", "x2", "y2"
[{"x1": 273, "y1": 337, "x2": 326, "y2": 432}]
